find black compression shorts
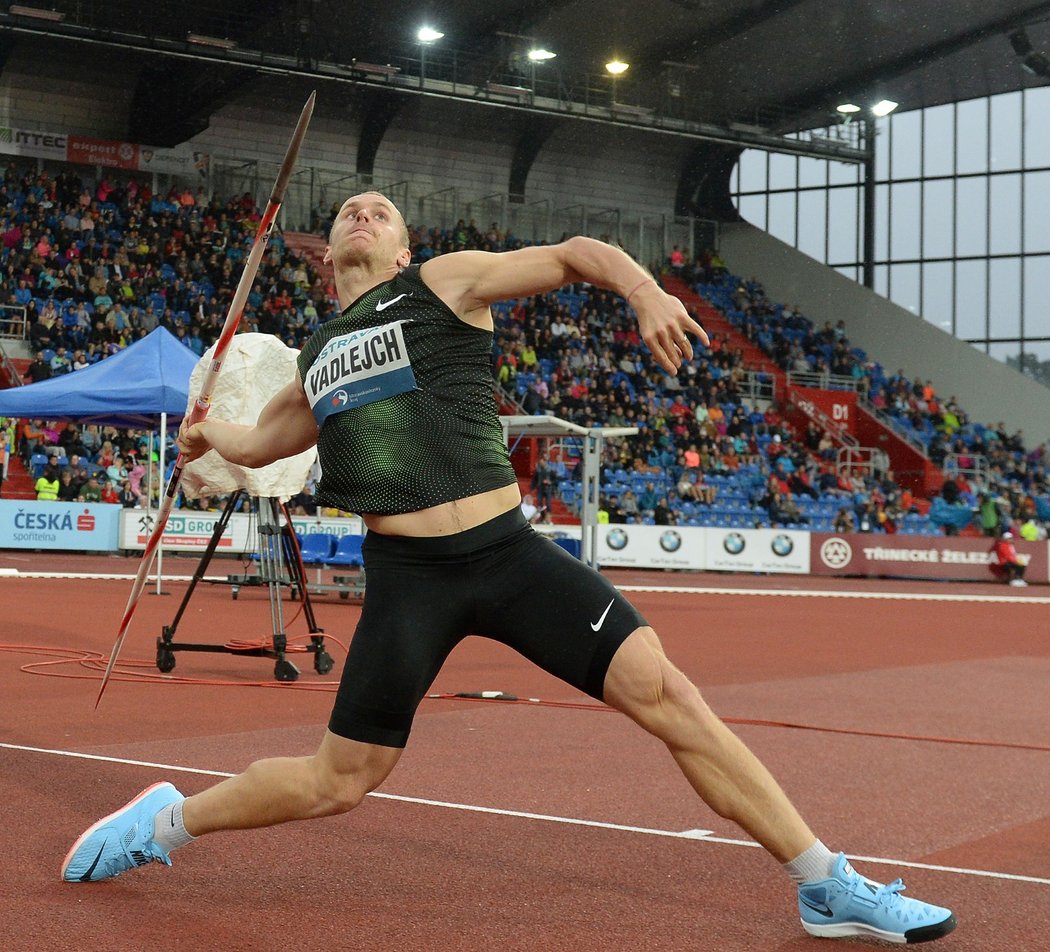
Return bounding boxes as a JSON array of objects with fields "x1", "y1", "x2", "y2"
[{"x1": 328, "y1": 507, "x2": 648, "y2": 747}]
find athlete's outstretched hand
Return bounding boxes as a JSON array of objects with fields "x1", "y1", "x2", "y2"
[{"x1": 630, "y1": 280, "x2": 709, "y2": 374}]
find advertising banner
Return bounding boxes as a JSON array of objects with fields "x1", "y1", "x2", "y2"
[
  {"x1": 596, "y1": 523, "x2": 707, "y2": 570},
  {"x1": 119, "y1": 510, "x2": 364, "y2": 553},
  {"x1": 0, "y1": 125, "x2": 208, "y2": 177},
  {"x1": 0, "y1": 126, "x2": 66, "y2": 160},
  {"x1": 67, "y1": 135, "x2": 139, "y2": 171},
  {"x1": 0, "y1": 500, "x2": 120, "y2": 551},
  {"x1": 703, "y1": 527, "x2": 811, "y2": 574},
  {"x1": 810, "y1": 533, "x2": 1050, "y2": 583}
]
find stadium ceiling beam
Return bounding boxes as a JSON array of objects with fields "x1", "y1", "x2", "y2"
[
  {"x1": 508, "y1": 115, "x2": 562, "y2": 198},
  {"x1": 778, "y1": 0, "x2": 1050, "y2": 125},
  {"x1": 129, "y1": 0, "x2": 284, "y2": 146},
  {"x1": 638, "y1": 0, "x2": 809, "y2": 71},
  {"x1": 458, "y1": 0, "x2": 581, "y2": 53},
  {"x1": 355, "y1": 89, "x2": 409, "y2": 179},
  {"x1": 675, "y1": 141, "x2": 743, "y2": 222},
  {"x1": 0, "y1": 34, "x2": 15, "y2": 72},
  {"x1": 129, "y1": 62, "x2": 256, "y2": 147}
]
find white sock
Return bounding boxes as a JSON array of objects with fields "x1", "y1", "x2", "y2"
[
  {"x1": 783, "y1": 839, "x2": 837, "y2": 885},
  {"x1": 151, "y1": 799, "x2": 197, "y2": 854}
]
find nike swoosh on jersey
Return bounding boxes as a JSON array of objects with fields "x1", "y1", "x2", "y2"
[
  {"x1": 375, "y1": 293, "x2": 409, "y2": 311},
  {"x1": 590, "y1": 598, "x2": 615, "y2": 632}
]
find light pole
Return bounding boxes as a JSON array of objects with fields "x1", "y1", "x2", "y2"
[
  {"x1": 835, "y1": 99, "x2": 897, "y2": 288},
  {"x1": 528, "y1": 47, "x2": 557, "y2": 103},
  {"x1": 605, "y1": 59, "x2": 629, "y2": 106},
  {"x1": 417, "y1": 26, "x2": 444, "y2": 90}
]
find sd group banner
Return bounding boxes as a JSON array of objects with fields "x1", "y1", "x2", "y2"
[
  {"x1": 118, "y1": 510, "x2": 364, "y2": 554},
  {"x1": 0, "y1": 500, "x2": 120, "y2": 551},
  {"x1": 810, "y1": 533, "x2": 1050, "y2": 582}
]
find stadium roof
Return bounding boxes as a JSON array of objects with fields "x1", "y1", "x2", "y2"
[{"x1": 3, "y1": 0, "x2": 1050, "y2": 140}]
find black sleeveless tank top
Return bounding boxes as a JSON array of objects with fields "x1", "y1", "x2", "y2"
[{"x1": 296, "y1": 265, "x2": 516, "y2": 515}]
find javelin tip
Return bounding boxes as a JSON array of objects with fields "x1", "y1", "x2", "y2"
[{"x1": 269, "y1": 92, "x2": 317, "y2": 204}]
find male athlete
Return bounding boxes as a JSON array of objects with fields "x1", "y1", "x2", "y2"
[{"x1": 63, "y1": 192, "x2": 956, "y2": 944}]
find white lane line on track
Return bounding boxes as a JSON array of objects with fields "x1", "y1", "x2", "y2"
[
  {"x1": 3, "y1": 571, "x2": 1049, "y2": 603},
  {"x1": 4, "y1": 741, "x2": 1049, "y2": 887}
]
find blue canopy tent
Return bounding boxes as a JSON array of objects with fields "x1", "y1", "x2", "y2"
[
  {"x1": 0, "y1": 327, "x2": 199, "y2": 589},
  {"x1": 0, "y1": 327, "x2": 197, "y2": 427}
]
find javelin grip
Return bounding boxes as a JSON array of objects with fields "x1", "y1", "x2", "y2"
[{"x1": 94, "y1": 91, "x2": 316, "y2": 710}]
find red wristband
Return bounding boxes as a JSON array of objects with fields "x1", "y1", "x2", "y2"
[{"x1": 625, "y1": 277, "x2": 655, "y2": 305}]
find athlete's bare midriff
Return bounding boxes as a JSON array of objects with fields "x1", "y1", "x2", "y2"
[{"x1": 360, "y1": 482, "x2": 522, "y2": 537}]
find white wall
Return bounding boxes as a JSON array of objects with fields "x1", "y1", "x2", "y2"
[{"x1": 719, "y1": 221, "x2": 1050, "y2": 443}]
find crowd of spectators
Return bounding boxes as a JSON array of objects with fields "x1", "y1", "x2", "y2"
[
  {"x1": 5, "y1": 163, "x2": 338, "y2": 381},
  {"x1": 3, "y1": 164, "x2": 1048, "y2": 540},
  {"x1": 12, "y1": 418, "x2": 159, "y2": 506},
  {"x1": 683, "y1": 258, "x2": 1049, "y2": 538}
]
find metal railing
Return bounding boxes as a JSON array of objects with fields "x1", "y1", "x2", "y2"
[
  {"x1": 857, "y1": 394, "x2": 931, "y2": 460},
  {"x1": 0, "y1": 304, "x2": 27, "y2": 342},
  {"x1": 208, "y1": 152, "x2": 714, "y2": 266},
  {"x1": 786, "y1": 370, "x2": 868, "y2": 393},
  {"x1": 0, "y1": 340, "x2": 24, "y2": 389},
  {"x1": 740, "y1": 369, "x2": 776, "y2": 406},
  {"x1": 836, "y1": 446, "x2": 890, "y2": 479},
  {"x1": 788, "y1": 385, "x2": 890, "y2": 477},
  {"x1": 942, "y1": 451, "x2": 989, "y2": 486}
]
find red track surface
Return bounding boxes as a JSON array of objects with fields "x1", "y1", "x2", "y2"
[{"x1": 2, "y1": 551, "x2": 1048, "y2": 951}]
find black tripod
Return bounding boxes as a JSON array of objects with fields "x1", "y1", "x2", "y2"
[{"x1": 155, "y1": 491, "x2": 334, "y2": 682}]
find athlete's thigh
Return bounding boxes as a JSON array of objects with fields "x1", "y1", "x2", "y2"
[
  {"x1": 331, "y1": 553, "x2": 472, "y2": 745},
  {"x1": 473, "y1": 531, "x2": 646, "y2": 699}
]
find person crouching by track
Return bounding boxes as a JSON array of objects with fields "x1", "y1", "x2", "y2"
[
  {"x1": 62, "y1": 191, "x2": 957, "y2": 946},
  {"x1": 990, "y1": 528, "x2": 1028, "y2": 587}
]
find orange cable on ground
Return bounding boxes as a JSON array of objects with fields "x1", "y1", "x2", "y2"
[{"x1": 3, "y1": 644, "x2": 1047, "y2": 752}]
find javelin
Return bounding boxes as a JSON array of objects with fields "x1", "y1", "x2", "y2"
[{"x1": 95, "y1": 91, "x2": 316, "y2": 709}]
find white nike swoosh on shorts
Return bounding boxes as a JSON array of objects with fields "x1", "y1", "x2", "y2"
[{"x1": 590, "y1": 598, "x2": 615, "y2": 632}]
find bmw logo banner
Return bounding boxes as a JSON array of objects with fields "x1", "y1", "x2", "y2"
[{"x1": 704, "y1": 527, "x2": 810, "y2": 574}]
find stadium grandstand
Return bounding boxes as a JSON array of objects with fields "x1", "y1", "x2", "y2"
[
  {"x1": 2, "y1": 1, "x2": 1050, "y2": 564},
  {"x1": 5, "y1": 6, "x2": 1050, "y2": 951}
]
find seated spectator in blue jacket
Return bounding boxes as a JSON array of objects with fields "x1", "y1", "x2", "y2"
[{"x1": 638, "y1": 481, "x2": 660, "y2": 514}]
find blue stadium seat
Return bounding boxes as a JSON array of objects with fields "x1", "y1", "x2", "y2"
[
  {"x1": 299, "y1": 533, "x2": 337, "y2": 565},
  {"x1": 552, "y1": 536, "x2": 581, "y2": 558},
  {"x1": 30, "y1": 452, "x2": 49, "y2": 477},
  {"x1": 328, "y1": 534, "x2": 365, "y2": 567}
]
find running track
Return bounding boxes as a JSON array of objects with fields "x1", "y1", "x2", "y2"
[{"x1": 1, "y1": 551, "x2": 1048, "y2": 951}]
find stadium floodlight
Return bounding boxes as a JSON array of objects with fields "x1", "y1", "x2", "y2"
[
  {"x1": 605, "y1": 60, "x2": 629, "y2": 75},
  {"x1": 528, "y1": 48, "x2": 557, "y2": 62},
  {"x1": 835, "y1": 103, "x2": 861, "y2": 114},
  {"x1": 9, "y1": 4, "x2": 65, "y2": 21},
  {"x1": 871, "y1": 99, "x2": 899, "y2": 117},
  {"x1": 417, "y1": 26, "x2": 444, "y2": 43},
  {"x1": 187, "y1": 33, "x2": 237, "y2": 50}
]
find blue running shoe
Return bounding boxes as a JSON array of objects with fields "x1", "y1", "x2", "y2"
[
  {"x1": 61, "y1": 781, "x2": 184, "y2": 882},
  {"x1": 799, "y1": 853, "x2": 956, "y2": 944}
]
